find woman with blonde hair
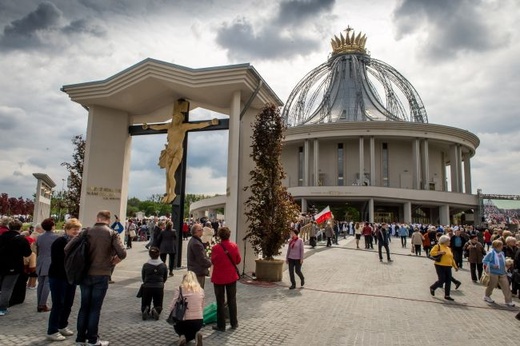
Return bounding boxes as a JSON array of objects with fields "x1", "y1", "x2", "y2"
[
  {"x1": 429, "y1": 235, "x2": 458, "y2": 301},
  {"x1": 46, "y1": 218, "x2": 82, "y2": 341},
  {"x1": 169, "y1": 271, "x2": 204, "y2": 346},
  {"x1": 482, "y1": 240, "x2": 515, "y2": 307}
]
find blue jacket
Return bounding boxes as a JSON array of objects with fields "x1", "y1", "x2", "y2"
[{"x1": 483, "y1": 249, "x2": 506, "y2": 275}]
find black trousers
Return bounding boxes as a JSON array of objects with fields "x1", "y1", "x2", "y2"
[
  {"x1": 288, "y1": 258, "x2": 304, "y2": 287},
  {"x1": 213, "y1": 282, "x2": 237, "y2": 329},
  {"x1": 160, "y1": 253, "x2": 176, "y2": 273},
  {"x1": 414, "y1": 245, "x2": 422, "y2": 256},
  {"x1": 174, "y1": 319, "x2": 203, "y2": 342},
  {"x1": 452, "y1": 249, "x2": 463, "y2": 268},
  {"x1": 431, "y1": 265, "x2": 452, "y2": 297},
  {"x1": 470, "y1": 262, "x2": 483, "y2": 282},
  {"x1": 378, "y1": 242, "x2": 391, "y2": 260},
  {"x1": 141, "y1": 287, "x2": 164, "y2": 314}
]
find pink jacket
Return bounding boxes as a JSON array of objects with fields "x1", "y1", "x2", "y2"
[{"x1": 169, "y1": 287, "x2": 204, "y2": 320}]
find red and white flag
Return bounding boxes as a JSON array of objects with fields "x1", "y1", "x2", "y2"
[{"x1": 314, "y1": 206, "x2": 332, "y2": 224}]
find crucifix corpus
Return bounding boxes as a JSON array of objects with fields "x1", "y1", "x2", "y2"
[{"x1": 142, "y1": 99, "x2": 219, "y2": 204}]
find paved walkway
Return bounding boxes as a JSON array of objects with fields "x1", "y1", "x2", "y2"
[{"x1": 1, "y1": 236, "x2": 519, "y2": 346}]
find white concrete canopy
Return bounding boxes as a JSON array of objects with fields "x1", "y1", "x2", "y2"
[{"x1": 62, "y1": 58, "x2": 282, "y2": 273}]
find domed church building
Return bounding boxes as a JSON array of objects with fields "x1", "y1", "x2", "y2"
[{"x1": 280, "y1": 28, "x2": 479, "y2": 225}]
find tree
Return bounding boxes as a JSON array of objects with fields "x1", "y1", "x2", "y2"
[
  {"x1": 244, "y1": 104, "x2": 300, "y2": 260},
  {"x1": 61, "y1": 135, "x2": 85, "y2": 218}
]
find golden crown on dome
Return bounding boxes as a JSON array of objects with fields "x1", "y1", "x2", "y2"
[{"x1": 330, "y1": 26, "x2": 368, "y2": 55}]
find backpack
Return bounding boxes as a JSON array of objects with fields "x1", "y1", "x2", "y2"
[{"x1": 64, "y1": 229, "x2": 90, "y2": 285}]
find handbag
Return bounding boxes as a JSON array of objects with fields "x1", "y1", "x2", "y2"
[
  {"x1": 480, "y1": 271, "x2": 490, "y2": 286},
  {"x1": 166, "y1": 286, "x2": 187, "y2": 325},
  {"x1": 219, "y1": 243, "x2": 241, "y2": 277},
  {"x1": 136, "y1": 284, "x2": 143, "y2": 298},
  {"x1": 429, "y1": 244, "x2": 443, "y2": 262}
]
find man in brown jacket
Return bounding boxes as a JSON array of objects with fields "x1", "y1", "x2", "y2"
[{"x1": 66, "y1": 210, "x2": 126, "y2": 346}]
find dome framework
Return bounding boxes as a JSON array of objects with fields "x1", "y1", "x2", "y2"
[{"x1": 282, "y1": 29, "x2": 428, "y2": 126}]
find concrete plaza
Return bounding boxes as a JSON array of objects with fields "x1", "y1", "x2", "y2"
[{"x1": 1, "y1": 235, "x2": 518, "y2": 346}]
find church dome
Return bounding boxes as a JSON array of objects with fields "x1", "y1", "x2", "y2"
[{"x1": 282, "y1": 27, "x2": 428, "y2": 127}]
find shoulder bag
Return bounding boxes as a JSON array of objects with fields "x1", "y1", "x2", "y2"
[
  {"x1": 429, "y1": 244, "x2": 443, "y2": 262},
  {"x1": 219, "y1": 243, "x2": 240, "y2": 277},
  {"x1": 166, "y1": 286, "x2": 188, "y2": 325}
]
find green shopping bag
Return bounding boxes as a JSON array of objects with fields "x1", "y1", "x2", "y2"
[{"x1": 203, "y1": 302, "x2": 217, "y2": 325}]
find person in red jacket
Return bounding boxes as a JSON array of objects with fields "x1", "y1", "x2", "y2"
[{"x1": 210, "y1": 227, "x2": 241, "y2": 332}]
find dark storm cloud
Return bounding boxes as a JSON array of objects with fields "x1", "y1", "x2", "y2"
[
  {"x1": 62, "y1": 19, "x2": 105, "y2": 37},
  {"x1": 0, "y1": 1, "x2": 106, "y2": 51},
  {"x1": 275, "y1": 0, "x2": 335, "y2": 26},
  {"x1": 4, "y1": 1, "x2": 62, "y2": 36},
  {"x1": 392, "y1": 0, "x2": 510, "y2": 61},
  {"x1": 216, "y1": 0, "x2": 335, "y2": 61}
]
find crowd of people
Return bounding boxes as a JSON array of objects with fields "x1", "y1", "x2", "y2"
[{"x1": 0, "y1": 213, "x2": 239, "y2": 346}]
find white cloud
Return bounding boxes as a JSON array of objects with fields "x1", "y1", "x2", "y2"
[{"x1": 0, "y1": 0, "x2": 519, "y2": 203}]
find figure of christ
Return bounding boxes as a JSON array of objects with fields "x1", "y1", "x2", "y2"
[{"x1": 143, "y1": 99, "x2": 219, "y2": 203}]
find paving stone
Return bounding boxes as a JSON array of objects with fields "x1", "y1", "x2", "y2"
[{"x1": 0, "y1": 236, "x2": 518, "y2": 345}]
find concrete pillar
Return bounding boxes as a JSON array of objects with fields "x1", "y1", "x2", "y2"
[
  {"x1": 225, "y1": 90, "x2": 241, "y2": 241},
  {"x1": 301, "y1": 198, "x2": 308, "y2": 213},
  {"x1": 441, "y1": 152, "x2": 447, "y2": 192},
  {"x1": 79, "y1": 106, "x2": 131, "y2": 226},
  {"x1": 370, "y1": 136, "x2": 375, "y2": 186},
  {"x1": 304, "y1": 139, "x2": 309, "y2": 186},
  {"x1": 359, "y1": 136, "x2": 364, "y2": 185},
  {"x1": 422, "y1": 139, "x2": 430, "y2": 190},
  {"x1": 313, "y1": 139, "x2": 319, "y2": 186},
  {"x1": 368, "y1": 198, "x2": 374, "y2": 223},
  {"x1": 32, "y1": 173, "x2": 56, "y2": 225},
  {"x1": 413, "y1": 138, "x2": 421, "y2": 189},
  {"x1": 449, "y1": 145, "x2": 460, "y2": 192},
  {"x1": 456, "y1": 144, "x2": 463, "y2": 193},
  {"x1": 439, "y1": 205, "x2": 450, "y2": 225},
  {"x1": 404, "y1": 202, "x2": 412, "y2": 223},
  {"x1": 463, "y1": 152, "x2": 472, "y2": 194}
]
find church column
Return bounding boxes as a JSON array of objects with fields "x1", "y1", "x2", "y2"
[
  {"x1": 313, "y1": 139, "x2": 319, "y2": 186},
  {"x1": 421, "y1": 139, "x2": 430, "y2": 190},
  {"x1": 359, "y1": 136, "x2": 364, "y2": 185},
  {"x1": 463, "y1": 152, "x2": 472, "y2": 194},
  {"x1": 439, "y1": 205, "x2": 450, "y2": 225},
  {"x1": 301, "y1": 199, "x2": 308, "y2": 213},
  {"x1": 370, "y1": 136, "x2": 375, "y2": 186},
  {"x1": 404, "y1": 202, "x2": 412, "y2": 223},
  {"x1": 413, "y1": 138, "x2": 421, "y2": 189},
  {"x1": 79, "y1": 105, "x2": 131, "y2": 225},
  {"x1": 368, "y1": 198, "x2": 374, "y2": 223},
  {"x1": 304, "y1": 139, "x2": 310, "y2": 186},
  {"x1": 226, "y1": 90, "x2": 242, "y2": 244},
  {"x1": 449, "y1": 145, "x2": 460, "y2": 192}
]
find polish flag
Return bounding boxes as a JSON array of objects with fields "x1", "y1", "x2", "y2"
[{"x1": 314, "y1": 206, "x2": 332, "y2": 224}]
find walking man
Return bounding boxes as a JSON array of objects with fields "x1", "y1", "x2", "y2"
[
  {"x1": 376, "y1": 223, "x2": 393, "y2": 263},
  {"x1": 65, "y1": 210, "x2": 126, "y2": 346},
  {"x1": 187, "y1": 223, "x2": 212, "y2": 288}
]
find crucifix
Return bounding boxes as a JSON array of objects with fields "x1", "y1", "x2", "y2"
[{"x1": 130, "y1": 98, "x2": 229, "y2": 267}]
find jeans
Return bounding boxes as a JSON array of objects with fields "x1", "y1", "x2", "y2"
[
  {"x1": 288, "y1": 258, "x2": 305, "y2": 287},
  {"x1": 0, "y1": 274, "x2": 19, "y2": 310},
  {"x1": 48, "y1": 277, "x2": 76, "y2": 334},
  {"x1": 213, "y1": 282, "x2": 237, "y2": 329},
  {"x1": 452, "y1": 249, "x2": 463, "y2": 268},
  {"x1": 76, "y1": 275, "x2": 109, "y2": 344},
  {"x1": 431, "y1": 265, "x2": 452, "y2": 297},
  {"x1": 400, "y1": 236, "x2": 407, "y2": 247},
  {"x1": 37, "y1": 274, "x2": 51, "y2": 306}
]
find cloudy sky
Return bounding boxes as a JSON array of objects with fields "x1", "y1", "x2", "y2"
[{"x1": 0, "y1": 0, "x2": 519, "y2": 202}]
